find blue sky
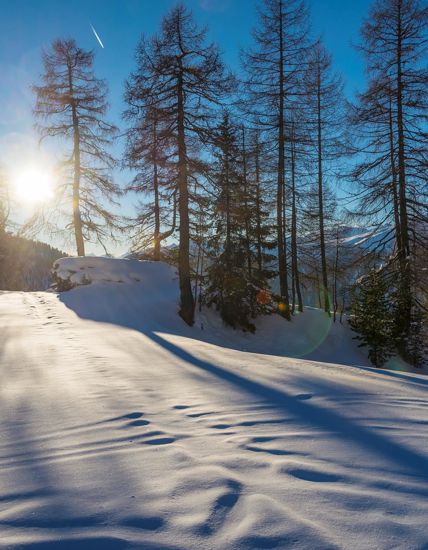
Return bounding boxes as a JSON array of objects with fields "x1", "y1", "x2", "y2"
[{"x1": 0, "y1": 0, "x2": 373, "y2": 254}]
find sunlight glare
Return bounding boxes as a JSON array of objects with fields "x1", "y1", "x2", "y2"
[{"x1": 13, "y1": 166, "x2": 54, "y2": 204}]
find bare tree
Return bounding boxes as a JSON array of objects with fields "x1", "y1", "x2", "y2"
[
  {"x1": 33, "y1": 39, "x2": 119, "y2": 256},
  {"x1": 304, "y1": 40, "x2": 344, "y2": 315},
  {"x1": 350, "y1": 0, "x2": 428, "y2": 358},
  {"x1": 125, "y1": 5, "x2": 233, "y2": 325},
  {"x1": 123, "y1": 106, "x2": 176, "y2": 260},
  {"x1": 242, "y1": 0, "x2": 309, "y2": 320}
]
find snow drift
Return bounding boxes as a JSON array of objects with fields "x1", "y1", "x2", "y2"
[{"x1": 0, "y1": 256, "x2": 427, "y2": 549}]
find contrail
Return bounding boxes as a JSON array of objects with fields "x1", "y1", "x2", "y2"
[{"x1": 90, "y1": 23, "x2": 104, "y2": 49}]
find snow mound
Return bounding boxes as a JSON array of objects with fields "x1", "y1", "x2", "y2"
[
  {"x1": 54, "y1": 257, "x2": 418, "y2": 373},
  {"x1": 52, "y1": 256, "x2": 174, "y2": 290},
  {"x1": 54, "y1": 257, "x2": 373, "y2": 369}
]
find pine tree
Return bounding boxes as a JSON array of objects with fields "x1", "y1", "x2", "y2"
[
  {"x1": 32, "y1": 39, "x2": 119, "y2": 256},
  {"x1": 125, "y1": 6, "x2": 233, "y2": 325},
  {"x1": 247, "y1": 129, "x2": 277, "y2": 290},
  {"x1": 350, "y1": 269, "x2": 394, "y2": 367},
  {"x1": 204, "y1": 114, "x2": 273, "y2": 332}
]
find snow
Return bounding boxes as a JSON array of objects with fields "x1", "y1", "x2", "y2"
[{"x1": 0, "y1": 258, "x2": 427, "y2": 549}]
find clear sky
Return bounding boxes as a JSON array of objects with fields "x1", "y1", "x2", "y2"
[{"x1": 0, "y1": 0, "x2": 373, "y2": 255}]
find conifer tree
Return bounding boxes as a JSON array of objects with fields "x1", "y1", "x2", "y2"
[
  {"x1": 205, "y1": 114, "x2": 273, "y2": 332},
  {"x1": 304, "y1": 40, "x2": 344, "y2": 315},
  {"x1": 350, "y1": 0, "x2": 428, "y2": 362},
  {"x1": 123, "y1": 106, "x2": 176, "y2": 260},
  {"x1": 350, "y1": 269, "x2": 394, "y2": 367},
  {"x1": 33, "y1": 39, "x2": 119, "y2": 256},
  {"x1": 242, "y1": 0, "x2": 310, "y2": 320},
  {"x1": 125, "y1": 6, "x2": 233, "y2": 325}
]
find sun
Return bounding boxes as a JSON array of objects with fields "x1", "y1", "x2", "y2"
[{"x1": 13, "y1": 166, "x2": 54, "y2": 204}]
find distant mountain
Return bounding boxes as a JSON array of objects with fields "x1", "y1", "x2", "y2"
[{"x1": 0, "y1": 232, "x2": 66, "y2": 291}]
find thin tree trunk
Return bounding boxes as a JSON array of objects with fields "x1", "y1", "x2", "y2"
[
  {"x1": 276, "y1": 0, "x2": 290, "y2": 319},
  {"x1": 242, "y1": 126, "x2": 252, "y2": 278},
  {"x1": 333, "y1": 230, "x2": 339, "y2": 323},
  {"x1": 395, "y1": 0, "x2": 411, "y2": 343},
  {"x1": 388, "y1": 95, "x2": 401, "y2": 256},
  {"x1": 67, "y1": 60, "x2": 85, "y2": 257},
  {"x1": 153, "y1": 120, "x2": 161, "y2": 261},
  {"x1": 177, "y1": 69, "x2": 194, "y2": 325},
  {"x1": 316, "y1": 61, "x2": 329, "y2": 314},
  {"x1": 225, "y1": 144, "x2": 231, "y2": 270},
  {"x1": 396, "y1": 0, "x2": 410, "y2": 264},
  {"x1": 316, "y1": 270, "x2": 322, "y2": 308},
  {"x1": 254, "y1": 135, "x2": 263, "y2": 276},
  {"x1": 290, "y1": 125, "x2": 303, "y2": 313}
]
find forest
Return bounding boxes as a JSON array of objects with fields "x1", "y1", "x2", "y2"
[{"x1": 1, "y1": 0, "x2": 427, "y2": 368}]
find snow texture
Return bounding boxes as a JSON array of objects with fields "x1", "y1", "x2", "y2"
[{"x1": 0, "y1": 258, "x2": 427, "y2": 549}]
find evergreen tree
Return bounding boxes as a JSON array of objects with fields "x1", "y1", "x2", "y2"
[
  {"x1": 32, "y1": 39, "x2": 120, "y2": 256},
  {"x1": 204, "y1": 114, "x2": 273, "y2": 332},
  {"x1": 350, "y1": 269, "x2": 394, "y2": 367}
]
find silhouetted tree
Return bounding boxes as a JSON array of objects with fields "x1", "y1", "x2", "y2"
[
  {"x1": 350, "y1": 0, "x2": 428, "y2": 362},
  {"x1": 123, "y1": 106, "x2": 176, "y2": 260},
  {"x1": 304, "y1": 40, "x2": 344, "y2": 314},
  {"x1": 242, "y1": 0, "x2": 310, "y2": 320},
  {"x1": 33, "y1": 39, "x2": 119, "y2": 256},
  {"x1": 125, "y1": 6, "x2": 233, "y2": 325}
]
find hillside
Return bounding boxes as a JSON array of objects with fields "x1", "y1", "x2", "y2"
[
  {"x1": 0, "y1": 233, "x2": 65, "y2": 291},
  {"x1": 0, "y1": 257, "x2": 426, "y2": 549}
]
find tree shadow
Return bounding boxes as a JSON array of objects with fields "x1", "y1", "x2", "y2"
[
  {"x1": 58, "y1": 288, "x2": 428, "y2": 480},
  {"x1": 57, "y1": 286, "x2": 370, "y2": 365},
  {"x1": 142, "y1": 330, "x2": 428, "y2": 481}
]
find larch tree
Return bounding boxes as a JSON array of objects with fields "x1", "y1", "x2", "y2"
[
  {"x1": 33, "y1": 39, "x2": 119, "y2": 256},
  {"x1": 351, "y1": 0, "x2": 428, "y2": 362},
  {"x1": 242, "y1": 0, "x2": 310, "y2": 320},
  {"x1": 304, "y1": 40, "x2": 344, "y2": 315},
  {"x1": 125, "y1": 5, "x2": 233, "y2": 326},
  {"x1": 123, "y1": 105, "x2": 177, "y2": 260}
]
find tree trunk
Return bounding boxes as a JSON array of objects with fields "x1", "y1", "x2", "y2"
[
  {"x1": 225, "y1": 143, "x2": 231, "y2": 270},
  {"x1": 177, "y1": 70, "x2": 195, "y2": 325},
  {"x1": 67, "y1": 60, "x2": 85, "y2": 257},
  {"x1": 254, "y1": 136, "x2": 263, "y2": 276},
  {"x1": 153, "y1": 120, "x2": 161, "y2": 261},
  {"x1": 388, "y1": 95, "x2": 401, "y2": 256},
  {"x1": 395, "y1": 0, "x2": 411, "y2": 345},
  {"x1": 277, "y1": 0, "x2": 290, "y2": 319},
  {"x1": 290, "y1": 126, "x2": 303, "y2": 313},
  {"x1": 316, "y1": 61, "x2": 329, "y2": 315},
  {"x1": 242, "y1": 127, "x2": 252, "y2": 278},
  {"x1": 333, "y1": 230, "x2": 339, "y2": 323}
]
